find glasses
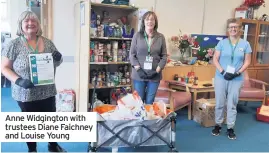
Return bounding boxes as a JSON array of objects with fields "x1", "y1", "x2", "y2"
[
  {"x1": 228, "y1": 26, "x2": 239, "y2": 29},
  {"x1": 145, "y1": 18, "x2": 155, "y2": 22}
]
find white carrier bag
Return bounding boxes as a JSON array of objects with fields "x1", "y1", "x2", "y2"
[{"x1": 56, "y1": 89, "x2": 76, "y2": 112}]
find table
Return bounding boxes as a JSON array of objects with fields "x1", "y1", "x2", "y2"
[{"x1": 166, "y1": 80, "x2": 215, "y2": 119}]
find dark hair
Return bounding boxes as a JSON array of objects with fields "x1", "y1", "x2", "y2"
[{"x1": 139, "y1": 11, "x2": 158, "y2": 34}]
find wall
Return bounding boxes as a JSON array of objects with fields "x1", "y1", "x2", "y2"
[
  {"x1": 51, "y1": 0, "x2": 269, "y2": 91},
  {"x1": 8, "y1": 0, "x2": 27, "y2": 38},
  {"x1": 131, "y1": 0, "x2": 269, "y2": 53},
  {"x1": 53, "y1": 0, "x2": 76, "y2": 91}
]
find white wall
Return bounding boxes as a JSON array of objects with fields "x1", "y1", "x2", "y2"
[
  {"x1": 53, "y1": 0, "x2": 76, "y2": 91},
  {"x1": 131, "y1": 0, "x2": 269, "y2": 54},
  {"x1": 9, "y1": 0, "x2": 27, "y2": 38},
  {"x1": 51, "y1": 0, "x2": 269, "y2": 90}
]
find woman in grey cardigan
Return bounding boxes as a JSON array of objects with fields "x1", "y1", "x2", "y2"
[{"x1": 129, "y1": 11, "x2": 167, "y2": 104}]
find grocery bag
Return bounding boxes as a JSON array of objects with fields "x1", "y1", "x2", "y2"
[
  {"x1": 117, "y1": 91, "x2": 147, "y2": 120},
  {"x1": 56, "y1": 89, "x2": 76, "y2": 112}
]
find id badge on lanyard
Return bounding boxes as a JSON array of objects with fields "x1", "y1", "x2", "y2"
[
  {"x1": 144, "y1": 32, "x2": 153, "y2": 70},
  {"x1": 21, "y1": 36, "x2": 39, "y2": 54},
  {"x1": 144, "y1": 55, "x2": 153, "y2": 70},
  {"x1": 226, "y1": 39, "x2": 238, "y2": 74}
]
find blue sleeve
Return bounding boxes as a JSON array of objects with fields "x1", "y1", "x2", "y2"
[
  {"x1": 215, "y1": 40, "x2": 223, "y2": 52},
  {"x1": 245, "y1": 42, "x2": 252, "y2": 54}
]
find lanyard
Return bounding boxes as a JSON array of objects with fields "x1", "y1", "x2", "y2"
[
  {"x1": 229, "y1": 38, "x2": 239, "y2": 64},
  {"x1": 21, "y1": 36, "x2": 39, "y2": 54},
  {"x1": 144, "y1": 32, "x2": 152, "y2": 55}
]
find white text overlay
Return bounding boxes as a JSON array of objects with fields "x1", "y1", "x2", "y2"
[{"x1": 0, "y1": 112, "x2": 97, "y2": 142}]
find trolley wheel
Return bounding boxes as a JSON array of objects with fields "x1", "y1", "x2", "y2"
[
  {"x1": 168, "y1": 148, "x2": 178, "y2": 153},
  {"x1": 87, "y1": 144, "x2": 97, "y2": 153},
  {"x1": 87, "y1": 147, "x2": 97, "y2": 153}
]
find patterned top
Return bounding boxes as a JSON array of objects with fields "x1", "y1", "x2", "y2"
[{"x1": 1, "y1": 36, "x2": 62, "y2": 102}]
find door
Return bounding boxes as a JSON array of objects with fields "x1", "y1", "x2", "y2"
[{"x1": 40, "y1": 0, "x2": 53, "y2": 40}]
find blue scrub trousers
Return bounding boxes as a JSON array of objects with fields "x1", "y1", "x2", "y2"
[
  {"x1": 133, "y1": 80, "x2": 160, "y2": 104},
  {"x1": 214, "y1": 76, "x2": 244, "y2": 129}
]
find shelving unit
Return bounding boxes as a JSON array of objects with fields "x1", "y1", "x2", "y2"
[
  {"x1": 91, "y1": 37, "x2": 132, "y2": 40},
  {"x1": 89, "y1": 62, "x2": 130, "y2": 64},
  {"x1": 91, "y1": 2, "x2": 138, "y2": 10},
  {"x1": 74, "y1": 0, "x2": 139, "y2": 112},
  {"x1": 239, "y1": 19, "x2": 269, "y2": 90}
]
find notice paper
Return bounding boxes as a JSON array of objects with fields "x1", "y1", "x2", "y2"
[
  {"x1": 0, "y1": 112, "x2": 97, "y2": 142},
  {"x1": 29, "y1": 53, "x2": 55, "y2": 86}
]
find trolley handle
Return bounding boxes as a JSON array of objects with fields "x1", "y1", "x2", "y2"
[{"x1": 90, "y1": 73, "x2": 98, "y2": 112}]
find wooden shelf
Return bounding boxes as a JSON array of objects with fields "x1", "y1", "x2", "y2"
[
  {"x1": 258, "y1": 35, "x2": 269, "y2": 37},
  {"x1": 256, "y1": 51, "x2": 269, "y2": 53},
  {"x1": 90, "y1": 62, "x2": 130, "y2": 65},
  {"x1": 241, "y1": 34, "x2": 256, "y2": 37},
  {"x1": 75, "y1": 0, "x2": 138, "y2": 112},
  {"x1": 91, "y1": 2, "x2": 138, "y2": 10},
  {"x1": 89, "y1": 84, "x2": 131, "y2": 89},
  {"x1": 240, "y1": 19, "x2": 259, "y2": 24},
  {"x1": 90, "y1": 37, "x2": 132, "y2": 40}
]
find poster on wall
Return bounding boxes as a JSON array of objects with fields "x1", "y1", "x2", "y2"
[{"x1": 191, "y1": 34, "x2": 228, "y2": 58}]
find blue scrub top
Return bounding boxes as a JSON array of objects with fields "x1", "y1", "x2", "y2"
[{"x1": 215, "y1": 38, "x2": 252, "y2": 81}]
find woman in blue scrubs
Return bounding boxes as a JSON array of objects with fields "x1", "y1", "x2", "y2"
[{"x1": 212, "y1": 18, "x2": 252, "y2": 140}]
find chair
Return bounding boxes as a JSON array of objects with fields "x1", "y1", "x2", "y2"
[
  {"x1": 155, "y1": 80, "x2": 192, "y2": 120},
  {"x1": 239, "y1": 70, "x2": 268, "y2": 105}
]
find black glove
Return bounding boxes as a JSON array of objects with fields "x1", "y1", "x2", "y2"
[
  {"x1": 137, "y1": 68, "x2": 148, "y2": 79},
  {"x1": 224, "y1": 72, "x2": 234, "y2": 80},
  {"x1": 220, "y1": 70, "x2": 225, "y2": 75},
  {"x1": 234, "y1": 72, "x2": 241, "y2": 77},
  {"x1": 52, "y1": 51, "x2": 62, "y2": 61},
  {"x1": 146, "y1": 70, "x2": 158, "y2": 79},
  {"x1": 224, "y1": 71, "x2": 241, "y2": 81},
  {"x1": 15, "y1": 78, "x2": 34, "y2": 89}
]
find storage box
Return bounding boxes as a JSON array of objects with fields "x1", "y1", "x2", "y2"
[
  {"x1": 194, "y1": 98, "x2": 226, "y2": 127},
  {"x1": 257, "y1": 105, "x2": 269, "y2": 123}
]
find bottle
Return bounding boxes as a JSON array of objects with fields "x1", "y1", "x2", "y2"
[
  {"x1": 194, "y1": 77, "x2": 199, "y2": 86},
  {"x1": 174, "y1": 74, "x2": 179, "y2": 81}
]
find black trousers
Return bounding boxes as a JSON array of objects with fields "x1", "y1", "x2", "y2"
[{"x1": 17, "y1": 96, "x2": 58, "y2": 151}]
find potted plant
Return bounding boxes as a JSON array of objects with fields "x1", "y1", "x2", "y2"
[{"x1": 170, "y1": 30, "x2": 196, "y2": 62}]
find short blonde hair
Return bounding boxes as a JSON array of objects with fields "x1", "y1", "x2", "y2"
[
  {"x1": 226, "y1": 18, "x2": 242, "y2": 29},
  {"x1": 16, "y1": 11, "x2": 42, "y2": 36}
]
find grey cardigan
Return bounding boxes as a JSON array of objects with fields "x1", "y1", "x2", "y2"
[{"x1": 129, "y1": 31, "x2": 167, "y2": 82}]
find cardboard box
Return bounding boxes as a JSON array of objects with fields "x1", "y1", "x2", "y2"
[
  {"x1": 257, "y1": 106, "x2": 269, "y2": 123},
  {"x1": 259, "y1": 105, "x2": 269, "y2": 116},
  {"x1": 194, "y1": 98, "x2": 227, "y2": 127}
]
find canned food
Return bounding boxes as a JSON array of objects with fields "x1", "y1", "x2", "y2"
[{"x1": 122, "y1": 78, "x2": 126, "y2": 85}]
